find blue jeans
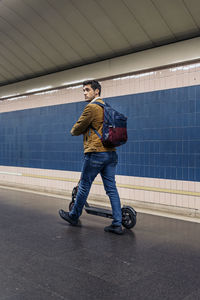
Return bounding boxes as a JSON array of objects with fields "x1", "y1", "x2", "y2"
[{"x1": 69, "y1": 151, "x2": 122, "y2": 226}]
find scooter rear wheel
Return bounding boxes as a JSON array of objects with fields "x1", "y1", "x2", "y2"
[
  {"x1": 121, "y1": 206, "x2": 137, "y2": 229},
  {"x1": 72, "y1": 186, "x2": 78, "y2": 201},
  {"x1": 69, "y1": 185, "x2": 77, "y2": 211},
  {"x1": 69, "y1": 200, "x2": 75, "y2": 211}
]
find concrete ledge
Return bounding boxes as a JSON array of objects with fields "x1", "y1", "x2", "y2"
[
  {"x1": 0, "y1": 181, "x2": 200, "y2": 223},
  {"x1": 0, "y1": 182, "x2": 72, "y2": 198},
  {"x1": 87, "y1": 193, "x2": 200, "y2": 221}
]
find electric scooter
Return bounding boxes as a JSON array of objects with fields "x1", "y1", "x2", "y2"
[{"x1": 68, "y1": 183, "x2": 137, "y2": 229}]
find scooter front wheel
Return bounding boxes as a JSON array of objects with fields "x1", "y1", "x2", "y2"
[{"x1": 121, "y1": 206, "x2": 137, "y2": 229}]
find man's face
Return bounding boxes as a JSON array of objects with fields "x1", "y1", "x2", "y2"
[{"x1": 83, "y1": 84, "x2": 99, "y2": 102}]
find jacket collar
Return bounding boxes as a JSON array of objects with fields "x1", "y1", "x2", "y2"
[{"x1": 91, "y1": 97, "x2": 102, "y2": 103}]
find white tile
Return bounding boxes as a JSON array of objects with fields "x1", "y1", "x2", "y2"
[
  {"x1": 159, "y1": 192, "x2": 166, "y2": 204},
  {"x1": 195, "y1": 198, "x2": 200, "y2": 210},
  {"x1": 195, "y1": 182, "x2": 200, "y2": 192},
  {"x1": 188, "y1": 196, "x2": 196, "y2": 209},
  {"x1": 170, "y1": 194, "x2": 177, "y2": 207},
  {"x1": 188, "y1": 181, "x2": 195, "y2": 192},
  {"x1": 181, "y1": 195, "x2": 189, "y2": 208}
]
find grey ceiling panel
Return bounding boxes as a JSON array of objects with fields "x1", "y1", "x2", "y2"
[
  {"x1": 183, "y1": 0, "x2": 200, "y2": 28},
  {"x1": 0, "y1": 50, "x2": 26, "y2": 78},
  {"x1": 0, "y1": 61, "x2": 19, "y2": 80},
  {"x1": 21, "y1": 0, "x2": 83, "y2": 63},
  {"x1": 153, "y1": 0, "x2": 199, "y2": 38},
  {"x1": 96, "y1": 0, "x2": 153, "y2": 49},
  {"x1": 0, "y1": 24, "x2": 45, "y2": 72},
  {"x1": 48, "y1": 0, "x2": 113, "y2": 58},
  {"x1": 32, "y1": 0, "x2": 97, "y2": 62},
  {"x1": 123, "y1": 0, "x2": 175, "y2": 42},
  {"x1": 0, "y1": 0, "x2": 200, "y2": 86},
  {"x1": 71, "y1": 0, "x2": 131, "y2": 54},
  {"x1": 4, "y1": 0, "x2": 76, "y2": 66},
  {"x1": 0, "y1": 35, "x2": 35, "y2": 75}
]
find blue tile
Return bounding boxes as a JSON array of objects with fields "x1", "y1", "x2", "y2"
[
  {"x1": 195, "y1": 169, "x2": 200, "y2": 181},
  {"x1": 144, "y1": 166, "x2": 150, "y2": 177},
  {"x1": 176, "y1": 168, "x2": 183, "y2": 180},
  {"x1": 149, "y1": 166, "x2": 155, "y2": 178},
  {"x1": 158, "y1": 167, "x2": 166, "y2": 179},
  {"x1": 188, "y1": 168, "x2": 196, "y2": 181},
  {"x1": 195, "y1": 113, "x2": 200, "y2": 126},
  {"x1": 196, "y1": 99, "x2": 200, "y2": 112},
  {"x1": 182, "y1": 168, "x2": 189, "y2": 180},
  {"x1": 188, "y1": 86, "x2": 196, "y2": 100},
  {"x1": 165, "y1": 167, "x2": 174, "y2": 179},
  {"x1": 195, "y1": 155, "x2": 200, "y2": 167},
  {"x1": 139, "y1": 166, "x2": 145, "y2": 177},
  {"x1": 189, "y1": 141, "x2": 200, "y2": 154},
  {"x1": 195, "y1": 85, "x2": 200, "y2": 99}
]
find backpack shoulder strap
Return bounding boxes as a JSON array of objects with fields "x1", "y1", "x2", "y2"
[
  {"x1": 91, "y1": 101, "x2": 105, "y2": 108},
  {"x1": 90, "y1": 127, "x2": 101, "y2": 139},
  {"x1": 89, "y1": 101, "x2": 105, "y2": 139}
]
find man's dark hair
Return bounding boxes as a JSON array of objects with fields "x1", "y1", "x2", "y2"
[{"x1": 83, "y1": 80, "x2": 101, "y2": 96}]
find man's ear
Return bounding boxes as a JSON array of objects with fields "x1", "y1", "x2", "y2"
[{"x1": 95, "y1": 89, "x2": 100, "y2": 96}]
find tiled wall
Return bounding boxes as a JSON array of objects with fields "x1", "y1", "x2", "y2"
[
  {"x1": 0, "y1": 102, "x2": 84, "y2": 171},
  {"x1": 1, "y1": 61, "x2": 200, "y2": 215},
  {"x1": 0, "y1": 85, "x2": 200, "y2": 182}
]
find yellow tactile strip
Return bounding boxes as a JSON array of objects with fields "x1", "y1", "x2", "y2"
[{"x1": 22, "y1": 173, "x2": 200, "y2": 197}]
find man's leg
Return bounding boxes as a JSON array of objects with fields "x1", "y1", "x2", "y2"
[
  {"x1": 66, "y1": 153, "x2": 104, "y2": 221},
  {"x1": 100, "y1": 152, "x2": 122, "y2": 228}
]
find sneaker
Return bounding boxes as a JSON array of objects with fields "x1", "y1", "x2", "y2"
[
  {"x1": 59, "y1": 209, "x2": 78, "y2": 226},
  {"x1": 104, "y1": 224, "x2": 124, "y2": 235}
]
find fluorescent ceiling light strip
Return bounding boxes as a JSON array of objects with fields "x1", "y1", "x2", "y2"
[
  {"x1": 35, "y1": 90, "x2": 57, "y2": 96},
  {"x1": 114, "y1": 71, "x2": 155, "y2": 81},
  {"x1": 8, "y1": 96, "x2": 27, "y2": 101},
  {"x1": 26, "y1": 86, "x2": 52, "y2": 93},
  {"x1": 0, "y1": 171, "x2": 22, "y2": 176},
  {"x1": 0, "y1": 93, "x2": 19, "y2": 99},
  {"x1": 170, "y1": 62, "x2": 200, "y2": 72},
  {"x1": 67, "y1": 85, "x2": 82, "y2": 89},
  {"x1": 62, "y1": 78, "x2": 92, "y2": 86}
]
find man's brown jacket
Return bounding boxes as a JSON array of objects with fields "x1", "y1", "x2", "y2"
[{"x1": 71, "y1": 99, "x2": 115, "y2": 153}]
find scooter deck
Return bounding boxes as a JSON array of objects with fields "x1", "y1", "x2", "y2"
[{"x1": 85, "y1": 206, "x2": 113, "y2": 219}]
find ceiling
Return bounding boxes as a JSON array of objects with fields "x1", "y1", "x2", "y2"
[{"x1": 0, "y1": 0, "x2": 200, "y2": 87}]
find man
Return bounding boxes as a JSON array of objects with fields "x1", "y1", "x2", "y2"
[{"x1": 59, "y1": 80, "x2": 123, "y2": 235}]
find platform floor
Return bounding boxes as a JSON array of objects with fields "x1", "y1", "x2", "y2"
[{"x1": 0, "y1": 187, "x2": 200, "y2": 300}]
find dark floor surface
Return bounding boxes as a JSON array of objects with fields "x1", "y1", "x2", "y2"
[{"x1": 0, "y1": 187, "x2": 200, "y2": 300}]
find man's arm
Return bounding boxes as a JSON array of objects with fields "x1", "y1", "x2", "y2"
[{"x1": 71, "y1": 104, "x2": 93, "y2": 136}]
